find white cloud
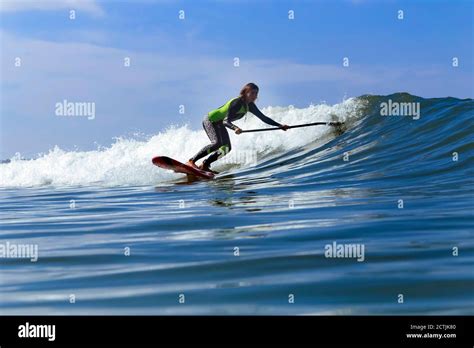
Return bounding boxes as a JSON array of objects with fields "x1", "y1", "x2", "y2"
[
  {"x1": 1, "y1": 29, "x2": 464, "y2": 125},
  {"x1": 0, "y1": 29, "x2": 378, "y2": 114},
  {"x1": 0, "y1": 0, "x2": 104, "y2": 16}
]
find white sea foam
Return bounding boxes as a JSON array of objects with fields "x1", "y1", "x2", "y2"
[{"x1": 0, "y1": 98, "x2": 364, "y2": 187}]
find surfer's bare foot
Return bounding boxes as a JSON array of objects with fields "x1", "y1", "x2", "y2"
[{"x1": 186, "y1": 160, "x2": 199, "y2": 169}]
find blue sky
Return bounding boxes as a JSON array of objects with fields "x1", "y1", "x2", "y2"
[{"x1": 1, "y1": 0, "x2": 472, "y2": 158}]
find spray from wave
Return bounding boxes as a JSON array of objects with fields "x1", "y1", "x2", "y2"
[{"x1": 0, "y1": 98, "x2": 365, "y2": 188}]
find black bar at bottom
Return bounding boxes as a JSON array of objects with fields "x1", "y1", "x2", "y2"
[{"x1": 0, "y1": 315, "x2": 472, "y2": 346}]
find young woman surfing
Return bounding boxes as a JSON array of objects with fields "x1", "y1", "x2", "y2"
[{"x1": 187, "y1": 83, "x2": 289, "y2": 173}]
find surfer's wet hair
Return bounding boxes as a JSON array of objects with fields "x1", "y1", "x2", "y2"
[{"x1": 240, "y1": 83, "x2": 259, "y2": 100}]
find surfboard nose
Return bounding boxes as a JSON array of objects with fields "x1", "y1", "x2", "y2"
[{"x1": 152, "y1": 156, "x2": 172, "y2": 166}]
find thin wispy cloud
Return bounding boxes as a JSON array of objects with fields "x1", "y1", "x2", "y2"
[
  {"x1": 0, "y1": 0, "x2": 104, "y2": 16},
  {"x1": 1, "y1": 28, "x2": 425, "y2": 119}
]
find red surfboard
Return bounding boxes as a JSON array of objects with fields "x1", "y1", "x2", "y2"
[{"x1": 152, "y1": 156, "x2": 215, "y2": 179}]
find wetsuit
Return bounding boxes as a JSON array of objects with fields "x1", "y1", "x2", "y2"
[{"x1": 190, "y1": 97, "x2": 282, "y2": 166}]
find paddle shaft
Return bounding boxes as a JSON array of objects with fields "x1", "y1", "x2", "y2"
[{"x1": 240, "y1": 122, "x2": 344, "y2": 133}]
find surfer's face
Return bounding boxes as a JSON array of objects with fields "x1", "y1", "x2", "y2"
[{"x1": 246, "y1": 89, "x2": 258, "y2": 103}]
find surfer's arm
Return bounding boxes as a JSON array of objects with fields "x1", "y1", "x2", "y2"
[
  {"x1": 248, "y1": 102, "x2": 282, "y2": 127},
  {"x1": 223, "y1": 119, "x2": 238, "y2": 130}
]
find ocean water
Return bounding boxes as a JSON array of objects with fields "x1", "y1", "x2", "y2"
[{"x1": 0, "y1": 92, "x2": 473, "y2": 315}]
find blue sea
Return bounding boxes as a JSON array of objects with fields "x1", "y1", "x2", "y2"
[{"x1": 1, "y1": 93, "x2": 473, "y2": 314}]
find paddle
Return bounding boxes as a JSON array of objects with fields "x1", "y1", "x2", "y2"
[{"x1": 240, "y1": 122, "x2": 344, "y2": 133}]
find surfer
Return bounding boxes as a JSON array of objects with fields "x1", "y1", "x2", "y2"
[{"x1": 187, "y1": 83, "x2": 289, "y2": 173}]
